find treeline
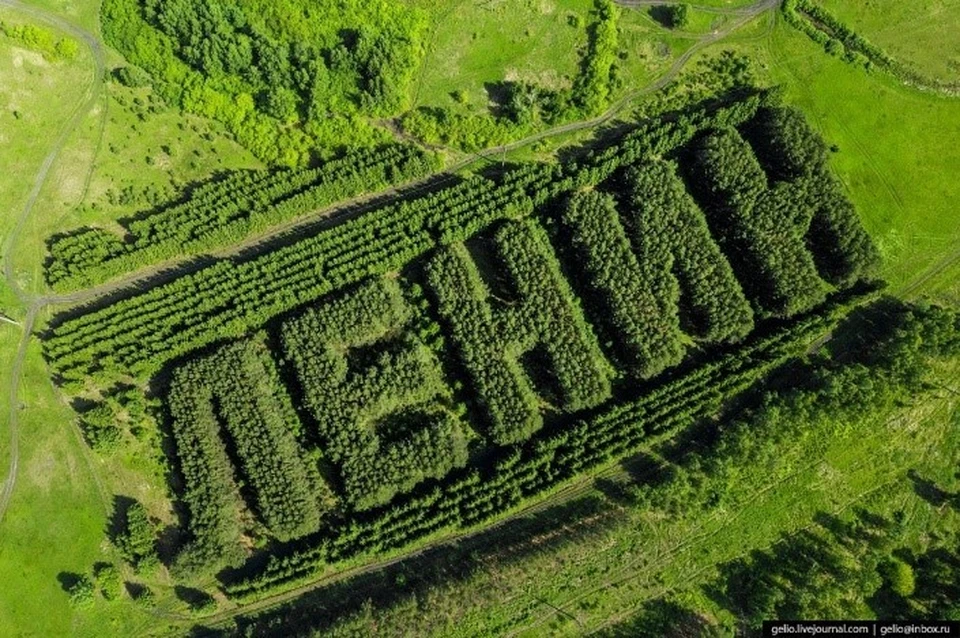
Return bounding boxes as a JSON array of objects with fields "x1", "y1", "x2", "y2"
[
  {"x1": 220, "y1": 291, "x2": 870, "y2": 600},
  {"x1": 782, "y1": 0, "x2": 960, "y2": 96},
  {"x1": 0, "y1": 20, "x2": 80, "y2": 61},
  {"x1": 166, "y1": 338, "x2": 328, "y2": 576},
  {"x1": 46, "y1": 144, "x2": 438, "y2": 291},
  {"x1": 101, "y1": 0, "x2": 427, "y2": 164},
  {"x1": 282, "y1": 278, "x2": 469, "y2": 511}
]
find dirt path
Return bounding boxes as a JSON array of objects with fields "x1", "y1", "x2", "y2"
[
  {"x1": 0, "y1": 0, "x2": 105, "y2": 303},
  {"x1": 0, "y1": 0, "x2": 105, "y2": 525}
]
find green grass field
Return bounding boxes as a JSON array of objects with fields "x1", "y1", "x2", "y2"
[
  {"x1": 413, "y1": 0, "x2": 593, "y2": 110},
  {"x1": 0, "y1": 0, "x2": 958, "y2": 634},
  {"x1": 817, "y1": 0, "x2": 960, "y2": 83},
  {"x1": 0, "y1": 4, "x2": 257, "y2": 633},
  {"x1": 0, "y1": 8, "x2": 91, "y2": 309}
]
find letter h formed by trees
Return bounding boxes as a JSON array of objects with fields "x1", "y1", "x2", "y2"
[{"x1": 427, "y1": 218, "x2": 613, "y2": 446}]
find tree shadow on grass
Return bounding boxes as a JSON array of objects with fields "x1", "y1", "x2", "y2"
[{"x1": 190, "y1": 494, "x2": 627, "y2": 636}]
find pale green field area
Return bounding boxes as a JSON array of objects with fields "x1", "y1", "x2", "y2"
[
  {"x1": 817, "y1": 0, "x2": 960, "y2": 82},
  {"x1": 920, "y1": 261, "x2": 960, "y2": 306},
  {"x1": 0, "y1": 334, "x2": 146, "y2": 636},
  {"x1": 411, "y1": 0, "x2": 594, "y2": 110},
  {"x1": 5, "y1": 70, "x2": 259, "y2": 297},
  {"x1": 0, "y1": 10, "x2": 91, "y2": 309},
  {"x1": 9, "y1": 0, "x2": 101, "y2": 33}
]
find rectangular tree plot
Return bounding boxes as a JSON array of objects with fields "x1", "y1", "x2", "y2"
[
  {"x1": 620, "y1": 160, "x2": 755, "y2": 345},
  {"x1": 166, "y1": 338, "x2": 326, "y2": 575}
]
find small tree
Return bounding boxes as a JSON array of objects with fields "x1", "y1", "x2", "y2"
[
  {"x1": 651, "y1": 4, "x2": 689, "y2": 29},
  {"x1": 882, "y1": 558, "x2": 916, "y2": 597},
  {"x1": 669, "y1": 4, "x2": 689, "y2": 29},
  {"x1": 115, "y1": 501, "x2": 158, "y2": 567},
  {"x1": 79, "y1": 403, "x2": 122, "y2": 453},
  {"x1": 67, "y1": 575, "x2": 95, "y2": 608},
  {"x1": 93, "y1": 563, "x2": 123, "y2": 601}
]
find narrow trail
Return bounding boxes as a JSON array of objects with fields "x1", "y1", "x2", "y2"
[
  {"x1": 0, "y1": 0, "x2": 105, "y2": 525},
  {"x1": 0, "y1": 308, "x2": 33, "y2": 520},
  {"x1": 0, "y1": 0, "x2": 105, "y2": 303}
]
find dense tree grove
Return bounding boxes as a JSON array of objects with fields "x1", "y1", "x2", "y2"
[
  {"x1": 48, "y1": 94, "x2": 887, "y2": 594},
  {"x1": 743, "y1": 106, "x2": 880, "y2": 286},
  {"x1": 46, "y1": 144, "x2": 438, "y2": 290},
  {"x1": 101, "y1": 0, "x2": 426, "y2": 164},
  {"x1": 282, "y1": 278, "x2": 469, "y2": 511},
  {"x1": 558, "y1": 190, "x2": 686, "y2": 377},
  {"x1": 622, "y1": 160, "x2": 755, "y2": 343},
  {"x1": 571, "y1": 0, "x2": 620, "y2": 116},
  {"x1": 223, "y1": 294, "x2": 870, "y2": 600},
  {"x1": 166, "y1": 338, "x2": 325, "y2": 574},
  {"x1": 427, "y1": 219, "x2": 612, "y2": 444},
  {"x1": 691, "y1": 126, "x2": 830, "y2": 317}
]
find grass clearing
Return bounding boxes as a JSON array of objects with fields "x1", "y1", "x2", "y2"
[
  {"x1": 413, "y1": 0, "x2": 593, "y2": 110},
  {"x1": 0, "y1": 9, "x2": 92, "y2": 306},
  {"x1": 816, "y1": 0, "x2": 960, "y2": 82},
  {"x1": 0, "y1": 338, "x2": 139, "y2": 636},
  {"x1": 7, "y1": 73, "x2": 260, "y2": 297}
]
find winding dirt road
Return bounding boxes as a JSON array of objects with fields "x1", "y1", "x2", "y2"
[{"x1": 0, "y1": 0, "x2": 105, "y2": 524}]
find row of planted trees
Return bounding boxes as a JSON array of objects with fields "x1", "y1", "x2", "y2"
[{"x1": 46, "y1": 144, "x2": 438, "y2": 290}]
